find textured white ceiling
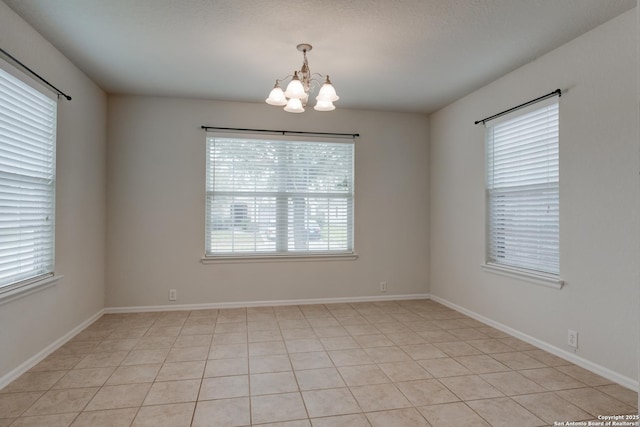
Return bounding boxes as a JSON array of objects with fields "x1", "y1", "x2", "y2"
[{"x1": 4, "y1": 0, "x2": 636, "y2": 113}]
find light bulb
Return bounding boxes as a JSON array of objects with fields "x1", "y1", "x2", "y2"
[{"x1": 284, "y1": 98, "x2": 305, "y2": 113}]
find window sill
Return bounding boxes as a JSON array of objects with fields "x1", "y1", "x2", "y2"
[
  {"x1": 202, "y1": 253, "x2": 358, "y2": 264},
  {"x1": 0, "y1": 274, "x2": 64, "y2": 305},
  {"x1": 482, "y1": 263, "x2": 563, "y2": 289}
]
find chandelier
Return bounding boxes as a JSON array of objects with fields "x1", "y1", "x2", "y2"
[{"x1": 265, "y1": 44, "x2": 339, "y2": 113}]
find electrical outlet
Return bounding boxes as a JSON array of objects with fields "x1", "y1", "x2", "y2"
[
  {"x1": 567, "y1": 329, "x2": 578, "y2": 348},
  {"x1": 379, "y1": 281, "x2": 387, "y2": 293},
  {"x1": 169, "y1": 289, "x2": 177, "y2": 301}
]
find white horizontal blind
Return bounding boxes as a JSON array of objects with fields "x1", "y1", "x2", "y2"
[
  {"x1": 0, "y1": 67, "x2": 57, "y2": 289},
  {"x1": 206, "y1": 137, "x2": 354, "y2": 256},
  {"x1": 486, "y1": 101, "x2": 559, "y2": 275}
]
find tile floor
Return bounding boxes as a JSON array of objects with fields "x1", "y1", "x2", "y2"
[{"x1": 0, "y1": 299, "x2": 637, "y2": 426}]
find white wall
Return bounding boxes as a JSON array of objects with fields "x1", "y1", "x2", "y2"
[
  {"x1": 106, "y1": 97, "x2": 430, "y2": 307},
  {"x1": 0, "y1": 2, "x2": 107, "y2": 379},
  {"x1": 430, "y1": 9, "x2": 639, "y2": 383}
]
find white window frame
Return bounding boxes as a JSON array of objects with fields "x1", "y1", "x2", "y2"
[
  {"x1": 483, "y1": 98, "x2": 563, "y2": 288},
  {"x1": 0, "y1": 59, "x2": 60, "y2": 302},
  {"x1": 202, "y1": 134, "x2": 356, "y2": 262}
]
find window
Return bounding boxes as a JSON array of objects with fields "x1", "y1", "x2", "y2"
[
  {"x1": 485, "y1": 100, "x2": 559, "y2": 276},
  {"x1": 205, "y1": 136, "x2": 354, "y2": 257},
  {"x1": 0, "y1": 66, "x2": 57, "y2": 291}
]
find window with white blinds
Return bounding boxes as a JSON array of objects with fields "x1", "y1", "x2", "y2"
[
  {"x1": 486, "y1": 100, "x2": 559, "y2": 276},
  {"x1": 0, "y1": 67, "x2": 57, "y2": 290},
  {"x1": 205, "y1": 136, "x2": 354, "y2": 257}
]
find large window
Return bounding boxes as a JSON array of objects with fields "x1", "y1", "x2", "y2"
[
  {"x1": 0, "y1": 66, "x2": 57, "y2": 291},
  {"x1": 205, "y1": 136, "x2": 354, "y2": 257},
  {"x1": 486, "y1": 100, "x2": 559, "y2": 276}
]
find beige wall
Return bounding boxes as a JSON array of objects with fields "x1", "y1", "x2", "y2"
[
  {"x1": 106, "y1": 97, "x2": 430, "y2": 307},
  {"x1": 0, "y1": 2, "x2": 107, "y2": 379},
  {"x1": 429, "y1": 9, "x2": 639, "y2": 383}
]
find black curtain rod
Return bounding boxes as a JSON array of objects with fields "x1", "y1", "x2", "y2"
[
  {"x1": 201, "y1": 126, "x2": 359, "y2": 139},
  {"x1": 0, "y1": 47, "x2": 72, "y2": 101},
  {"x1": 474, "y1": 89, "x2": 561, "y2": 125}
]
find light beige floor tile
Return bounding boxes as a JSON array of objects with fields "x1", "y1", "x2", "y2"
[
  {"x1": 319, "y1": 336, "x2": 360, "y2": 351},
  {"x1": 192, "y1": 397, "x2": 250, "y2": 427},
  {"x1": 498, "y1": 337, "x2": 537, "y2": 351},
  {"x1": 519, "y1": 368, "x2": 586, "y2": 391},
  {"x1": 366, "y1": 407, "x2": 430, "y2": 427},
  {"x1": 209, "y1": 344, "x2": 247, "y2": 360},
  {"x1": 433, "y1": 341, "x2": 483, "y2": 357},
  {"x1": 491, "y1": 352, "x2": 547, "y2": 370},
  {"x1": 556, "y1": 388, "x2": 636, "y2": 417},
  {"x1": 556, "y1": 365, "x2": 613, "y2": 386},
  {"x1": 362, "y1": 347, "x2": 409, "y2": 364},
  {"x1": 215, "y1": 322, "x2": 247, "y2": 333},
  {"x1": 418, "y1": 402, "x2": 490, "y2": 427},
  {"x1": 338, "y1": 365, "x2": 390, "y2": 386},
  {"x1": 281, "y1": 329, "x2": 316, "y2": 340},
  {"x1": 173, "y1": 335, "x2": 212, "y2": 348},
  {"x1": 349, "y1": 383, "x2": 412, "y2": 412},
  {"x1": 109, "y1": 328, "x2": 150, "y2": 340},
  {"x1": 466, "y1": 339, "x2": 515, "y2": 354},
  {"x1": 512, "y1": 392, "x2": 592, "y2": 424},
  {"x1": 249, "y1": 341, "x2": 288, "y2": 357},
  {"x1": 53, "y1": 367, "x2": 115, "y2": 389},
  {"x1": 95, "y1": 339, "x2": 139, "y2": 353},
  {"x1": 9, "y1": 413, "x2": 77, "y2": 427},
  {"x1": 23, "y1": 388, "x2": 97, "y2": 416},
  {"x1": 134, "y1": 336, "x2": 175, "y2": 350},
  {"x1": 155, "y1": 360, "x2": 206, "y2": 381},
  {"x1": 396, "y1": 379, "x2": 459, "y2": 406},
  {"x1": 377, "y1": 361, "x2": 432, "y2": 382},
  {"x1": 74, "y1": 351, "x2": 128, "y2": 369},
  {"x1": 251, "y1": 372, "x2": 299, "y2": 395},
  {"x1": 418, "y1": 358, "x2": 472, "y2": 378},
  {"x1": 438, "y1": 375, "x2": 504, "y2": 401},
  {"x1": 388, "y1": 332, "x2": 427, "y2": 346},
  {"x1": 448, "y1": 328, "x2": 489, "y2": 341},
  {"x1": 212, "y1": 333, "x2": 247, "y2": 345},
  {"x1": 524, "y1": 350, "x2": 571, "y2": 367},
  {"x1": 106, "y1": 363, "x2": 161, "y2": 385},
  {"x1": 416, "y1": 330, "x2": 457, "y2": 343},
  {"x1": 255, "y1": 419, "x2": 311, "y2": 427},
  {"x1": 122, "y1": 348, "x2": 169, "y2": 366},
  {"x1": 181, "y1": 325, "x2": 215, "y2": 336},
  {"x1": 250, "y1": 355, "x2": 292, "y2": 374},
  {"x1": 353, "y1": 334, "x2": 394, "y2": 348},
  {"x1": 279, "y1": 320, "x2": 311, "y2": 330},
  {"x1": 290, "y1": 352, "x2": 333, "y2": 370},
  {"x1": 145, "y1": 326, "x2": 181, "y2": 337},
  {"x1": 466, "y1": 397, "x2": 545, "y2": 427},
  {"x1": 29, "y1": 355, "x2": 84, "y2": 372},
  {"x1": 310, "y1": 414, "x2": 369, "y2": 427},
  {"x1": 285, "y1": 339, "x2": 324, "y2": 353},
  {"x1": 295, "y1": 368, "x2": 346, "y2": 391},
  {"x1": 251, "y1": 392, "x2": 308, "y2": 424},
  {"x1": 311, "y1": 327, "x2": 349, "y2": 338},
  {"x1": 204, "y1": 358, "x2": 248, "y2": 377},
  {"x1": 70, "y1": 407, "x2": 138, "y2": 427},
  {"x1": 328, "y1": 349, "x2": 373, "y2": 367},
  {"x1": 400, "y1": 344, "x2": 448, "y2": 360},
  {"x1": 1, "y1": 371, "x2": 66, "y2": 393},
  {"x1": 199, "y1": 375, "x2": 249, "y2": 400},
  {"x1": 143, "y1": 379, "x2": 200, "y2": 405},
  {"x1": 249, "y1": 330, "x2": 284, "y2": 343},
  {"x1": 597, "y1": 384, "x2": 638, "y2": 407},
  {"x1": 343, "y1": 324, "x2": 380, "y2": 336},
  {"x1": 455, "y1": 355, "x2": 510, "y2": 374},
  {"x1": 166, "y1": 346, "x2": 209, "y2": 363},
  {"x1": 302, "y1": 388, "x2": 361, "y2": 418},
  {"x1": 480, "y1": 371, "x2": 546, "y2": 395},
  {"x1": 86, "y1": 382, "x2": 150, "y2": 410},
  {"x1": 131, "y1": 402, "x2": 195, "y2": 427},
  {"x1": 57, "y1": 341, "x2": 101, "y2": 355}
]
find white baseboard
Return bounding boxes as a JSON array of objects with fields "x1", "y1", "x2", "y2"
[
  {"x1": 104, "y1": 293, "x2": 431, "y2": 313},
  {"x1": 0, "y1": 309, "x2": 105, "y2": 391},
  {"x1": 429, "y1": 294, "x2": 638, "y2": 392}
]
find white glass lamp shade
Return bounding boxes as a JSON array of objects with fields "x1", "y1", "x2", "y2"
[
  {"x1": 314, "y1": 99, "x2": 335, "y2": 111},
  {"x1": 284, "y1": 97, "x2": 305, "y2": 113},
  {"x1": 284, "y1": 73, "x2": 306, "y2": 99},
  {"x1": 316, "y1": 76, "x2": 339, "y2": 102},
  {"x1": 265, "y1": 83, "x2": 287, "y2": 106}
]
